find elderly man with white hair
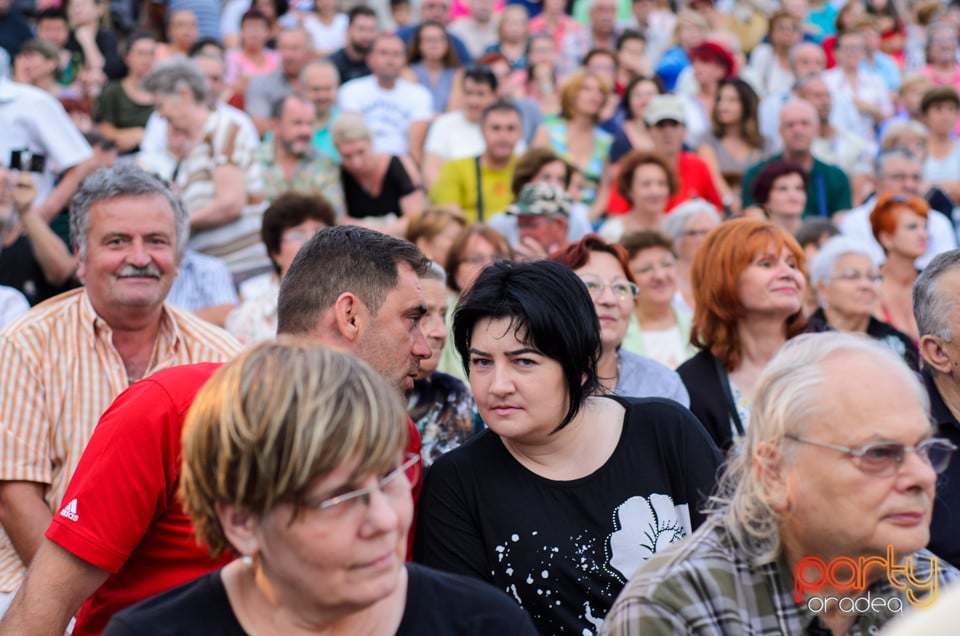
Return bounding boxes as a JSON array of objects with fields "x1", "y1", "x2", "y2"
[
  {"x1": 601, "y1": 331, "x2": 959, "y2": 635},
  {"x1": 807, "y1": 236, "x2": 918, "y2": 370}
]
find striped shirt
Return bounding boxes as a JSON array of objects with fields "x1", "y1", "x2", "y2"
[
  {"x1": 0, "y1": 288, "x2": 240, "y2": 593},
  {"x1": 600, "y1": 518, "x2": 959, "y2": 636}
]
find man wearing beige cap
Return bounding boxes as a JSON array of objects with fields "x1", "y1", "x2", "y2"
[
  {"x1": 506, "y1": 182, "x2": 573, "y2": 258},
  {"x1": 644, "y1": 94, "x2": 723, "y2": 211}
]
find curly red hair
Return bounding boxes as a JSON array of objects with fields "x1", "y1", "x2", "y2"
[
  {"x1": 548, "y1": 234, "x2": 636, "y2": 284},
  {"x1": 691, "y1": 219, "x2": 807, "y2": 370}
]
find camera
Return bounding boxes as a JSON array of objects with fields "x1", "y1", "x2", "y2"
[{"x1": 9, "y1": 149, "x2": 47, "y2": 173}]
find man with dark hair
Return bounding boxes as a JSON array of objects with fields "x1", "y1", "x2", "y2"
[
  {"x1": 254, "y1": 92, "x2": 343, "y2": 214},
  {"x1": 300, "y1": 58, "x2": 341, "y2": 161},
  {"x1": 430, "y1": 100, "x2": 522, "y2": 223},
  {"x1": 422, "y1": 66, "x2": 505, "y2": 188},
  {"x1": 245, "y1": 26, "x2": 313, "y2": 137},
  {"x1": 327, "y1": 6, "x2": 377, "y2": 84}
]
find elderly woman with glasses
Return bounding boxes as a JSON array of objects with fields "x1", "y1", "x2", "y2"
[
  {"x1": 807, "y1": 236, "x2": 919, "y2": 370},
  {"x1": 662, "y1": 200, "x2": 722, "y2": 315},
  {"x1": 104, "y1": 341, "x2": 536, "y2": 635},
  {"x1": 549, "y1": 234, "x2": 689, "y2": 404}
]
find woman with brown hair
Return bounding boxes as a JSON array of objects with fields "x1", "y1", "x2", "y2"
[
  {"x1": 403, "y1": 21, "x2": 463, "y2": 113},
  {"x1": 871, "y1": 192, "x2": 929, "y2": 342},
  {"x1": 405, "y1": 206, "x2": 467, "y2": 268},
  {"x1": 697, "y1": 77, "x2": 767, "y2": 213},
  {"x1": 598, "y1": 151, "x2": 676, "y2": 243},
  {"x1": 677, "y1": 219, "x2": 807, "y2": 451}
]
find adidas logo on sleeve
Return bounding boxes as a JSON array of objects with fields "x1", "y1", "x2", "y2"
[{"x1": 59, "y1": 498, "x2": 79, "y2": 522}]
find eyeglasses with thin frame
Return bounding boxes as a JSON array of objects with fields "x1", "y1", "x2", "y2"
[
  {"x1": 302, "y1": 453, "x2": 421, "y2": 516},
  {"x1": 830, "y1": 269, "x2": 882, "y2": 284},
  {"x1": 784, "y1": 435, "x2": 956, "y2": 476},
  {"x1": 579, "y1": 276, "x2": 640, "y2": 302}
]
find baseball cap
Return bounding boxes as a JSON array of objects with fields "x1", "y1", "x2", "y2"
[
  {"x1": 506, "y1": 183, "x2": 572, "y2": 218},
  {"x1": 644, "y1": 94, "x2": 687, "y2": 126}
]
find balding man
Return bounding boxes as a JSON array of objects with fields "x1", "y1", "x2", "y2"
[
  {"x1": 299, "y1": 58, "x2": 341, "y2": 161},
  {"x1": 741, "y1": 98, "x2": 852, "y2": 218},
  {"x1": 602, "y1": 332, "x2": 959, "y2": 635},
  {"x1": 338, "y1": 33, "x2": 433, "y2": 164}
]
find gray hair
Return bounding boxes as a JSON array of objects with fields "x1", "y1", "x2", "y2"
[
  {"x1": 70, "y1": 163, "x2": 189, "y2": 260},
  {"x1": 878, "y1": 121, "x2": 928, "y2": 154},
  {"x1": 662, "y1": 200, "x2": 721, "y2": 244},
  {"x1": 331, "y1": 112, "x2": 372, "y2": 146},
  {"x1": 808, "y1": 236, "x2": 877, "y2": 289},
  {"x1": 143, "y1": 57, "x2": 209, "y2": 103},
  {"x1": 707, "y1": 332, "x2": 928, "y2": 564},
  {"x1": 874, "y1": 148, "x2": 922, "y2": 179},
  {"x1": 787, "y1": 42, "x2": 825, "y2": 73},
  {"x1": 914, "y1": 249, "x2": 960, "y2": 342},
  {"x1": 421, "y1": 260, "x2": 447, "y2": 284}
]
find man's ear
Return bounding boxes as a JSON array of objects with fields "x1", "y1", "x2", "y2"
[
  {"x1": 216, "y1": 501, "x2": 261, "y2": 558},
  {"x1": 754, "y1": 440, "x2": 789, "y2": 513},
  {"x1": 74, "y1": 247, "x2": 85, "y2": 282},
  {"x1": 920, "y1": 334, "x2": 954, "y2": 375},
  {"x1": 333, "y1": 291, "x2": 367, "y2": 344}
]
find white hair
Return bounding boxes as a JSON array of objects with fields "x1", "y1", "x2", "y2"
[
  {"x1": 808, "y1": 236, "x2": 877, "y2": 289},
  {"x1": 662, "y1": 200, "x2": 722, "y2": 245}
]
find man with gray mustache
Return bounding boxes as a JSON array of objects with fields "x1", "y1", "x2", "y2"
[{"x1": 0, "y1": 163, "x2": 239, "y2": 620}]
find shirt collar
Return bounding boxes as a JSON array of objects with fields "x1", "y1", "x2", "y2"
[{"x1": 82, "y1": 290, "x2": 183, "y2": 366}]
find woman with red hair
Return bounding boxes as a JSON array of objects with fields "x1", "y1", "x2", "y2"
[
  {"x1": 549, "y1": 234, "x2": 689, "y2": 405},
  {"x1": 677, "y1": 219, "x2": 807, "y2": 451},
  {"x1": 871, "y1": 193, "x2": 929, "y2": 343}
]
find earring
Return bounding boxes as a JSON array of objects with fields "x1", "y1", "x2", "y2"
[{"x1": 241, "y1": 555, "x2": 254, "y2": 567}]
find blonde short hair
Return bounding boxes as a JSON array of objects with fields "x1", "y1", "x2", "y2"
[
  {"x1": 331, "y1": 111, "x2": 372, "y2": 146},
  {"x1": 181, "y1": 339, "x2": 409, "y2": 556}
]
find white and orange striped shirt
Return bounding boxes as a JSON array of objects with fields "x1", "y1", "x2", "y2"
[{"x1": 0, "y1": 288, "x2": 240, "y2": 593}]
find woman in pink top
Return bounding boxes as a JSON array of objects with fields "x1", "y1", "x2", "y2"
[{"x1": 224, "y1": 8, "x2": 278, "y2": 101}]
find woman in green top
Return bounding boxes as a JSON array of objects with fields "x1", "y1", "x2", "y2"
[{"x1": 93, "y1": 33, "x2": 155, "y2": 154}]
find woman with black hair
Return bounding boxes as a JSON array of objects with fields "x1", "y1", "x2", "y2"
[{"x1": 414, "y1": 259, "x2": 721, "y2": 636}]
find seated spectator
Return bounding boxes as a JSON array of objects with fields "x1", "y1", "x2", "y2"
[
  {"x1": 921, "y1": 86, "x2": 960, "y2": 205},
  {"x1": 608, "y1": 75, "x2": 661, "y2": 163},
  {"x1": 284, "y1": 0, "x2": 347, "y2": 56},
  {"x1": 550, "y1": 233, "x2": 691, "y2": 403},
  {"x1": 332, "y1": 112, "x2": 424, "y2": 236},
  {"x1": 338, "y1": 32, "x2": 433, "y2": 164},
  {"x1": 402, "y1": 20, "x2": 464, "y2": 113},
  {"x1": 244, "y1": 25, "x2": 312, "y2": 137},
  {"x1": 487, "y1": 146, "x2": 593, "y2": 252},
  {"x1": 298, "y1": 58, "x2": 341, "y2": 162},
  {"x1": 0, "y1": 285, "x2": 28, "y2": 327},
  {"x1": 93, "y1": 32, "x2": 156, "y2": 154},
  {"x1": 808, "y1": 236, "x2": 918, "y2": 369},
  {"x1": 448, "y1": 0, "x2": 499, "y2": 61},
  {"x1": 396, "y1": 0, "x2": 474, "y2": 65},
  {"x1": 871, "y1": 192, "x2": 928, "y2": 342},
  {"x1": 226, "y1": 191, "x2": 336, "y2": 344},
  {"x1": 795, "y1": 74, "x2": 873, "y2": 203},
  {"x1": 558, "y1": 0, "x2": 620, "y2": 79},
  {"x1": 103, "y1": 341, "x2": 537, "y2": 634},
  {"x1": 480, "y1": 52, "x2": 549, "y2": 149},
  {"x1": 528, "y1": 0, "x2": 580, "y2": 54},
  {"x1": 430, "y1": 100, "x2": 520, "y2": 223},
  {"x1": 35, "y1": 9, "x2": 81, "y2": 92},
  {"x1": 521, "y1": 32, "x2": 561, "y2": 115},
  {"x1": 599, "y1": 151, "x2": 673, "y2": 242},
  {"x1": 409, "y1": 262, "x2": 478, "y2": 467},
  {"x1": 747, "y1": 10, "x2": 802, "y2": 98},
  {"x1": 696, "y1": 77, "x2": 768, "y2": 215},
  {"x1": 545, "y1": 69, "x2": 614, "y2": 216},
  {"x1": 859, "y1": 14, "x2": 900, "y2": 92},
  {"x1": 12, "y1": 39, "x2": 71, "y2": 99},
  {"x1": 614, "y1": 29, "x2": 651, "y2": 94},
  {"x1": 153, "y1": 9, "x2": 199, "y2": 62},
  {"x1": 484, "y1": 5, "x2": 529, "y2": 70},
  {"x1": 643, "y1": 94, "x2": 722, "y2": 212},
  {"x1": 64, "y1": 0, "x2": 124, "y2": 91},
  {"x1": 327, "y1": 6, "x2": 376, "y2": 84},
  {"x1": 415, "y1": 259, "x2": 721, "y2": 635},
  {"x1": 654, "y1": 9, "x2": 707, "y2": 92},
  {"x1": 749, "y1": 160, "x2": 808, "y2": 236},
  {"x1": 254, "y1": 92, "x2": 343, "y2": 214},
  {"x1": 504, "y1": 182, "x2": 572, "y2": 258},
  {"x1": 741, "y1": 99, "x2": 851, "y2": 218},
  {"x1": 677, "y1": 219, "x2": 807, "y2": 451},
  {"x1": 661, "y1": 199, "x2": 721, "y2": 315},
  {"x1": 680, "y1": 41, "x2": 736, "y2": 148},
  {"x1": 822, "y1": 29, "x2": 892, "y2": 146},
  {"x1": 144, "y1": 58, "x2": 271, "y2": 283},
  {"x1": 757, "y1": 42, "x2": 828, "y2": 150},
  {"x1": 620, "y1": 231, "x2": 697, "y2": 369},
  {"x1": 422, "y1": 66, "x2": 501, "y2": 188},
  {"x1": 224, "y1": 9, "x2": 279, "y2": 105},
  {"x1": 602, "y1": 332, "x2": 958, "y2": 635},
  {"x1": 405, "y1": 205, "x2": 467, "y2": 267}
]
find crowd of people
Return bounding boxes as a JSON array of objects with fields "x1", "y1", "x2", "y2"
[{"x1": 3, "y1": 0, "x2": 960, "y2": 633}]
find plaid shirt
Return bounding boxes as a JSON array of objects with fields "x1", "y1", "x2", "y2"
[
  {"x1": 601, "y1": 518, "x2": 959, "y2": 636},
  {"x1": 254, "y1": 137, "x2": 345, "y2": 219}
]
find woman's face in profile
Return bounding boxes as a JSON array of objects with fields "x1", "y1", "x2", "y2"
[
  {"x1": 248, "y1": 454, "x2": 413, "y2": 612},
  {"x1": 575, "y1": 251, "x2": 634, "y2": 351},
  {"x1": 466, "y1": 316, "x2": 569, "y2": 443}
]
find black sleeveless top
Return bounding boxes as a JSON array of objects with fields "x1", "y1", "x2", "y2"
[{"x1": 341, "y1": 155, "x2": 417, "y2": 219}]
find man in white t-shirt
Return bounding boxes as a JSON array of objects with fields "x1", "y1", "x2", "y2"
[{"x1": 338, "y1": 33, "x2": 433, "y2": 163}]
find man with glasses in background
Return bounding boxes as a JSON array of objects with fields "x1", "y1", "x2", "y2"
[{"x1": 602, "y1": 332, "x2": 959, "y2": 635}]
